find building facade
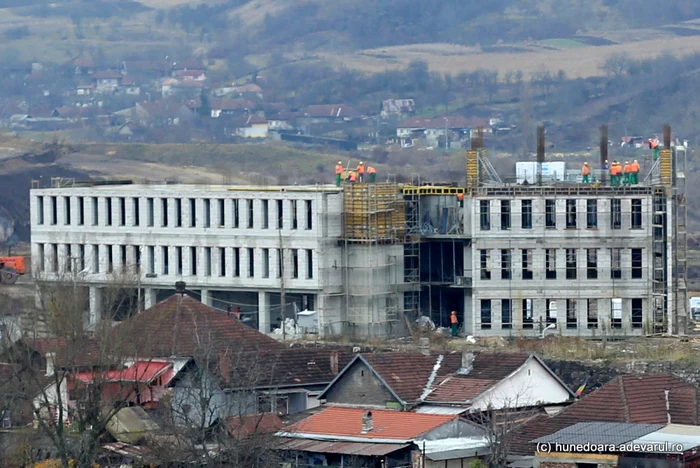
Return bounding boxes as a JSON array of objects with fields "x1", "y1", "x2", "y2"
[{"x1": 465, "y1": 186, "x2": 667, "y2": 337}]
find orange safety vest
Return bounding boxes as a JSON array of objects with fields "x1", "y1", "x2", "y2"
[
  {"x1": 335, "y1": 164, "x2": 343, "y2": 175},
  {"x1": 609, "y1": 164, "x2": 616, "y2": 175},
  {"x1": 581, "y1": 165, "x2": 590, "y2": 176},
  {"x1": 630, "y1": 162, "x2": 639, "y2": 173},
  {"x1": 624, "y1": 163, "x2": 632, "y2": 173},
  {"x1": 457, "y1": 193, "x2": 464, "y2": 201},
  {"x1": 357, "y1": 164, "x2": 365, "y2": 174},
  {"x1": 368, "y1": 166, "x2": 376, "y2": 174},
  {"x1": 650, "y1": 141, "x2": 659, "y2": 149},
  {"x1": 349, "y1": 172, "x2": 357, "y2": 182},
  {"x1": 450, "y1": 314, "x2": 458, "y2": 324},
  {"x1": 613, "y1": 164, "x2": 622, "y2": 175}
]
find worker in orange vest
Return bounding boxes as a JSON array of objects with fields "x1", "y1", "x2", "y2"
[
  {"x1": 611, "y1": 161, "x2": 622, "y2": 186},
  {"x1": 450, "y1": 311, "x2": 459, "y2": 337},
  {"x1": 630, "y1": 159, "x2": 640, "y2": 184},
  {"x1": 357, "y1": 161, "x2": 365, "y2": 182},
  {"x1": 649, "y1": 138, "x2": 660, "y2": 160},
  {"x1": 625, "y1": 161, "x2": 632, "y2": 185},
  {"x1": 456, "y1": 192, "x2": 464, "y2": 207},
  {"x1": 581, "y1": 162, "x2": 590, "y2": 184},
  {"x1": 335, "y1": 161, "x2": 344, "y2": 187},
  {"x1": 348, "y1": 171, "x2": 357, "y2": 183},
  {"x1": 367, "y1": 165, "x2": 376, "y2": 183}
]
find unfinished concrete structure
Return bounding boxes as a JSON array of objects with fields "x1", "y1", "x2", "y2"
[{"x1": 29, "y1": 125, "x2": 688, "y2": 338}]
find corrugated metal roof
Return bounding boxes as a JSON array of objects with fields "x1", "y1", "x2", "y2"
[
  {"x1": 632, "y1": 424, "x2": 700, "y2": 453},
  {"x1": 414, "y1": 406, "x2": 467, "y2": 415},
  {"x1": 278, "y1": 437, "x2": 409, "y2": 456},
  {"x1": 532, "y1": 422, "x2": 663, "y2": 446},
  {"x1": 426, "y1": 447, "x2": 490, "y2": 461}
]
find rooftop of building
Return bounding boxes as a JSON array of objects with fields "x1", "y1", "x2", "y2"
[{"x1": 31, "y1": 181, "x2": 344, "y2": 194}]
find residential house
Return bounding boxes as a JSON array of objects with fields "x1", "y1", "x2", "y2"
[
  {"x1": 277, "y1": 407, "x2": 489, "y2": 467},
  {"x1": 120, "y1": 60, "x2": 169, "y2": 79},
  {"x1": 299, "y1": 104, "x2": 362, "y2": 124},
  {"x1": 210, "y1": 98, "x2": 256, "y2": 118},
  {"x1": 115, "y1": 122, "x2": 146, "y2": 141},
  {"x1": 510, "y1": 374, "x2": 700, "y2": 457},
  {"x1": 532, "y1": 422, "x2": 700, "y2": 468},
  {"x1": 231, "y1": 83, "x2": 264, "y2": 100},
  {"x1": 171, "y1": 58, "x2": 206, "y2": 78},
  {"x1": 229, "y1": 114, "x2": 268, "y2": 139},
  {"x1": 92, "y1": 70, "x2": 124, "y2": 93},
  {"x1": 160, "y1": 78, "x2": 180, "y2": 98},
  {"x1": 319, "y1": 352, "x2": 573, "y2": 414},
  {"x1": 397, "y1": 115, "x2": 476, "y2": 148},
  {"x1": 380, "y1": 99, "x2": 416, "y2": 119},
  {"x1": 120, "y1": 76, "x2": 140, "y2": 96},
  {"x1": 66, "y1": 56, "x2": 95, "y2": 76},
  {"x1": 268, "y1": 111, "x2": 299, "y2": 131},
  {"x1": 76, "y1": 85, "x2": 94, "y2": 96},
  {"x1": 115, "y1": 101, "x2": 194, "y2": 128}
]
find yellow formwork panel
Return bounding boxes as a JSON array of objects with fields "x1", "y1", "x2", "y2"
[
  {"x1": 401, "y1": 186, "x2": 466, "y2": 195},
  {"x1": 466, "y1": 149, "x2": 478, "y2": 190},
  {"x1": 342, "y1": 183, "x2": 405, "y2": 240},
  {"x1": 659, "y1": 149, "x2": 672, "y2": 186}
]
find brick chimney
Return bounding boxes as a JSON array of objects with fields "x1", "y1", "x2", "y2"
[
  {"x1": 330, "y1": 350, "x2": 339, "y2": 375},
  {"x1": 456, "y1": 351, "x2": 474, "y2": 375},
  {"x1": 219, "y1": 350, "x2": 231, "y2": 385},
  {"x1": 419, "y1": 337, "x2": 430, "y2": 356},
  {"x1": 361, "y1": 411, "x2": 373, "y2": 433}
]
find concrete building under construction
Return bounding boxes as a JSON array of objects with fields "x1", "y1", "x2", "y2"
[{"x1": 29, "y1": 125, "x2": 688, "y2": 337}]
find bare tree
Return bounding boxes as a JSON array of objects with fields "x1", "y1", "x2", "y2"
[{"x1": 601, "y1": 52, "x2": 631, "y2": 80}]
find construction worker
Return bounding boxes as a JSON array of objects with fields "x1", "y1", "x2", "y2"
[
  {"x1": 612, "y1": 161, "x2": 622, "y2": 186},
  {"x1": 456, "y1": 192, "x2": 464, "y2": 207},
  {"x1": 609, "y1": 161, "x2": 616, "y2": 186},
  {"x1": 348, "y1": 171, "x2": 357, "y2": 183},
  {"x1": 624, "y1": 161, "x2": 632, "y2": 185},
  {"x1": 357, "y1": 161, "x2": 365, "y2": 182},
  {"x1": 581, "y1": 162, "x2": 590, "y2": 183},
  {"x1": 649, "y1": 138, "x2": 660, "y2": 160},
  {"x1": 630, "y1": 159, "x2": 640, "y2": 184},
  {"x1": 234, "y1": 306, "x2": 241, "y2": 320},
  {"x1": 450, "y1": 311, "x2": 459, "y2": 337},
  {"x1": 367, "y1": 165, "x2": 376, "y2": 183},
  {"x1": 335, "y1": 161, "x2": 344, "y2": 187}
]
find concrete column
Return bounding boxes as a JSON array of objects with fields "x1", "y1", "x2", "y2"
[
  {"x1": 224, "y1": 199, "x2": 233, "y2": 228},
  {"x1": 144, "y1": 288, "x2": 157, "y2": 310},
  {"x1": 201, "y1": 288, "x2": 211, "y2": 306},
  {"x1": 258, "y1": 291, "x2": 270, "y2": 333},
  {"x1": 89, "y1": 286, "x2": 102, "y2": 327},
  {"x1": 57, "y1": 244, "x2": 68, "y2": 274}
]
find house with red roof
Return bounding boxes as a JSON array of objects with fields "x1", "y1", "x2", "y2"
[
  {"x1": 318, "y1": 351, "x2": 573, "y2": 414},
  {"x1": 277, "y1": 406, "x2": 488, "y2": 467},
  {"x1": 396, "y1": 115, "x2": 493, "y2": 148}
]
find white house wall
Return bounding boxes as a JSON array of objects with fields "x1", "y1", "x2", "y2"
[{"x1": 469, "y1": 359, "x2": 571, "y2": 411}]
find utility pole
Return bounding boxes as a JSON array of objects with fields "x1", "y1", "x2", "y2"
[{"x1": 279, "y1": 228, "x2": 286, "y2": 341}]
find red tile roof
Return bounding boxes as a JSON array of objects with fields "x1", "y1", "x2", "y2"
[
  {"x1": 172, "y1": 58, "x2": 206, "y2": 70},
  {"x1": 426, "y1": 352, "x2": 533, "y2": 403},
  {"x1": 511, "y1": 374, "x2": 700, "y2": 455},
  {"x1": 73, "y1": 361, "x2": 171, "y2": 384},
  {"x1": 116, "y1": 294, "x2": 286, "y2": 359},
  {"x1": 93, "y1": 70, "x2": 123, "y2": 80},
  {"x1": 225, "y1": 413, "x2": 284, "y2": 439},
  {"x1": 361, "y1": 353, "x2": 463, "y2": 403},
  {"x1": 21, "y1": 337, "x2": 103, "y2": 368},
  {"x1": 287, "y1": 407, "x2": 456, "y2": 440}
]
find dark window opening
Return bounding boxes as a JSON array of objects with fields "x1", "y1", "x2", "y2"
[
  {"x1": 132, "y1": 198, "x2": 139, "y2": 226},
  {"x1": 587, "y1": 249, "x2": 598, "y2": 279},
  {"x1": 521, "y1": 249, "x2": 533, "y2": 280},
  {"x1": 219, "y1": 248, "x2": 226, "y2": 277},
  {"x1": 586, "y1": 199, "x2": 597, "y2": 228},
  {"x1": 203, "y1": 199, "x2": 211, "y2": 228},
  {"x1": 545, "y1": 199, "x2": 556, "y2": 228},
  {"x1": 262, "y1": 200, "x2": 269, "y2": 229},
  {"x1": 160, "y1": 198, "x2": 167, "y2": 227},
  {"x1": 566, "y1": 299, "x2": 577, "y2": 329},
  {"x1": 162, "y1": 246, "x2": 169, "y2": 275},
  {"x1": 632, "y1": 298, "x2": 643, "y2": 328},
  {"x1": 247, "y1": 200, "x2": 254, "y2": 228},
  {"x1": 248, "y1": 248, "x2": 255, "y2": 277},
  {"x1": 50, "y1": 196, "x2": 57, "y2": 225},
  {"x1": 480, "y1": 300, "x2": 492, "y2": 329},
  {"x1": 566, "y1": 249, "x2": 577, "y2": 279},
  {"x1": 306, "y1": 249, "x2": 314, "y2": 279},
  {"x1": 218, "y1": 199, "x2": 225, "y2": 226},
  {"x1": 292, "y1": 249, "x2": 299, "y2": 278},
  {"x1": 64, "y1": 197, "x2": 71, "y2": 225},
  {"x1": 291, "y1": 200, "x2": 298, "y2": 230},
  {"x1": 500, "y1": 200, "x2": 511, "y2": 230},
  {"x1": 190, "y1": 247, "x2": 197, "y2": 276},
  {"x1": 566, "y1": 199, "x2": 576, "y2": 228},
  {"x1": 204, "y1": 247, "x2": 211, "y2": 276},
  {"x1": 106, "y1": 198, "x2": 112, "y2": 226},
  {"x1": 501, "y1": 299, "x2": 512, "y2": 329},
  {"x1": 119, "y1": 197, "x2": 126, "y2": 226},
  {"x1": 480, "y1": 249, "x2": 491, "y2": 280},
  {"x1": 521, "y1": 200, "x2": 532, "y2": 229},
  {"x1": 480, "y1": 200, "x2": 490, "y2": 230},
  {"x1": 631, "y1": 248, "x2": 643, "y2": 279},
  {"x1": 631, "y1": 199, "x2": 643, "y2": 229},
  {"x1": 233, "y1": 248, "x2": 240, "y2": 277},
  {"x1": 189, "y1": 198, "x2": 196, "y2": 227},
  {"x1": 305, "y1": 200, "x2": 313, "y2": 229},
  {"x1": 277, "y1": 199, "x2": 283, "y2": 228},
  {"x1": 176, "y1": 247, "x2": 183, "y2": 275},
  {"x1": 146, "y1": 198, "x2": 154, "y2": 227},
  {"x1": 611, "y1": 199, "x2": 621, "y2": 229},
  {"x1": 233, "y1": 200, "x2": 239, "y2": 228},
  {"x1": 106, "y1": 245, "x2": 113, "y2": 273},
  {"x1": 263, "y1": 248, "x2": 270, "y2": 278},
  {"x1": 37, "y1": 196, "x2": 44, "y2": 224}
]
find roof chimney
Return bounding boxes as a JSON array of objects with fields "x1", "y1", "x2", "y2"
[
  {"x1": 419, "y1": 337, "x2": 430, "y2": 356},
  {"x1": 330, "y1": 350, "x2": 339, "y2": 375},
  {"x1": 175, "y1": 281, "x2": 186, "y2": 295},
  {"x1": 457, "y1": 352, "x2": 474, "y2": 375},
  {"x1": 45, "y1": 352, "x2": 56, "y2": 377},
  {"x1": 361, "y1": 411, "x2": 373, "y2": 433},
  {"x1": 664, "y1": 389, "x2": 671, "y2": 424}
]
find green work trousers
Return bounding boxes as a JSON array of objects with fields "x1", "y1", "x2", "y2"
[
  {"x1": 369, "y1": 173, "x2": 376, "y2": 183},
  {"x1": 582, "y1": 175, "x2": 589, "y2": 183},
  {"x1": 451, "y1": 324, "x2": 458, "y2": 337},
  {"x1": 631, "y1": 172, "x2": 638, "y2": 184},
  {"x1": 653, "y1": 148, "x2": 660, "y2": 160},
  {"x1": 335, "y1": 174, "x2": 341, "y2": 187}
]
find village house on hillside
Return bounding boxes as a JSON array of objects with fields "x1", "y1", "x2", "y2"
[
  {"x1": 380, "y1": 98, "x2": 416, "y2": 119},
  {"x1": 319, "y1": 351, "x2": 573, "y2": 413}
]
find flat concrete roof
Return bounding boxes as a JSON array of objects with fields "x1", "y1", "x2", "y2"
[{"x1": 31, "y1": 183, "x2": 343, "y2": 193}]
